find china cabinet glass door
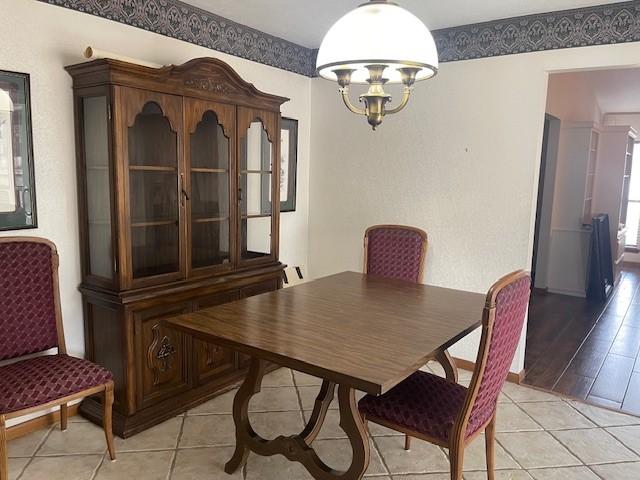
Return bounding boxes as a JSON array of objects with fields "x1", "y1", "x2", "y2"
[
  {"x1": 123, "y1": 89, "x2": 184, "y2": 285},
  {"x1": 238, "y1": 113, "x2": 276, "y2": 264},
  {"x1": 186, "y1": 100, "x2": 234, "y2": 275},
  {"x1": 81, "y1": 94, "x2": 114, "y2": 283}
]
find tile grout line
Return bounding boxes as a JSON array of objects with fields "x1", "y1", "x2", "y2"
[
  {"x1": 167, "y1": 414, "x2": 187, "y2": 480},
  {"x1": 542, "y1": 427, "x2": 640, "y2": 469},
  {"x1": 506, "y1": 400, "x2": 548, "y2": 432},
  {"x1": 583, "y1": 278, "x2": 640, "y2": 401},
  {"x1": 88, "y1": 454, "x2": 105, "y2": 480},
  {"x1": 369, "y1": 436, "x2": 392, "y2": 477},
  {"x1": 15, "y1": 425, "x2": 55, "y2": 480}
]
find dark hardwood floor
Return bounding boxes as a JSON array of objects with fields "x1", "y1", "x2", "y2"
[{"x1": 524, "y1": 266, "x2": 640, "y2": 415}]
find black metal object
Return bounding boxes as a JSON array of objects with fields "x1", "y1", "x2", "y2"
[{"x1": 586, "y1": 214, "x2": 614, "y2": 302}]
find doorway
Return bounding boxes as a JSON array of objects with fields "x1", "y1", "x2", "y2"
[{"x1": 524, "y1": 68, "x2": 640, "y2": 415}]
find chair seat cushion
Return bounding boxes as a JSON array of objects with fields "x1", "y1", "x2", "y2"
[
  {"x1": 358, "y1": 370, "x2": 468, "y2": 443},
  {"x1": 0, "y1": 354, "x2": 112, "y2": 414}
]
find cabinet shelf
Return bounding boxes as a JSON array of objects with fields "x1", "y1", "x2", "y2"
[
  {"x1": 241, "y1": 169, "x2": 272, "y2": 174},
  {"x1": 131, "y1": 220, "x2": 178, "y2": 228},
  {"x1": 129, "y1": 165, "x2": 177, "y2": 172},
  {"x1": 242, "y1": 214, "x2": 272, "y2": 219},
  {"x1": 193, "y1": 216, "x2": 228, "y2": 223},
  {"x1": 191, "y1": 168, "x2": 228, "y2": 173}
]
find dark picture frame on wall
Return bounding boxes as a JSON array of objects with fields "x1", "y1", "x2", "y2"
[
  {"x1": 279, "y1": 117, "x2": 298, "y2": 213},
  {"x1": 0, "y1": 70, "x2": 37, "y2": 231}
]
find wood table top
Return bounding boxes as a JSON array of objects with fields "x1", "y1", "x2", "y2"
[{"x1": 168, "y1": 271, "x2": 485, "y2": 395}]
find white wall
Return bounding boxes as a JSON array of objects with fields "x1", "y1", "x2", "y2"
[
  {"x1": 546, "y1": 72, "x2": 604, "y2": 125},
  {"x1": 0, "y1": 0, "x2": 311, "y2": 426},
  {"x1": 533, "y1": 116, "x2": 560, "y2": 290},
  {"x1": 309, "y1": 42, "x2": 640, "y2": 370},
  {"x1": 540, "y1": 74, "x2": 607, "y2": 296}
]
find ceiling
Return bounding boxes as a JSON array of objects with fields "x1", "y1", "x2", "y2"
[
  {"x1": 183, "y1": 0, "x2": 628, "y2": 48},
  {"x1": 552, "y1": 68, "x2": 640, "y2": 113}
]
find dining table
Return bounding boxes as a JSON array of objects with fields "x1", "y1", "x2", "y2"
[{"x1": 167, "y1": 271, "x2": 486, "y2": 480}]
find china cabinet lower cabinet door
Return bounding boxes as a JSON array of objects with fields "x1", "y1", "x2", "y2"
[
  {"x1": 136, "y1": 303, "x2": 192, "y2": 408},
  {"x1": 192, "y1": 290, "x2": 240, "y2": 385}
]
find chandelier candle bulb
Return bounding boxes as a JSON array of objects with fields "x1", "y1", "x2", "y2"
[{"x1": 316, "y1": 0, "x2": 439, "y2": 129}]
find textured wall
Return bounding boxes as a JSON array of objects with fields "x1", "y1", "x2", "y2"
[
  {"x1": 0, "y1": 0, "x2": 312, "y2": 361},
  {"x1": 309, "y1": 41, "x2": 640, "y2": 371}
]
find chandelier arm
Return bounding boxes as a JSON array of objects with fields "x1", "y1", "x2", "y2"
[
  {"x1": 385, "y1": 87, "x2": 412, "y2": 115},
  {"x1": 340, "y1": 88, "x2": 367, "y2": 116}
]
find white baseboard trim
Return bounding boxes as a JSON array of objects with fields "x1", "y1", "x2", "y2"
[{"x1": 547, "y1": 287, "x2": 586, "y2": 298}]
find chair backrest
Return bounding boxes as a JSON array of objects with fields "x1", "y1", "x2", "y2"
[
  {"x1": 363, "y1": 225, "x2": 427, "y2": 283},
  {"x1": 0, "y1": 237, "x2": 65, "y2": 361},
  {"x1": 454, "y1": 270, "x2": 531, "y2": 441}
]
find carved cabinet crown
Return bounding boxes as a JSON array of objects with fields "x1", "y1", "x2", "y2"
[{"x1": 66, "y1": 57, "x2": 288, "y2": 112}]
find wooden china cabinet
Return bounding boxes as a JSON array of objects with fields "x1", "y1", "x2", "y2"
[{"x1": 66, "y1": 57, "x2": 288, "y2": 437}]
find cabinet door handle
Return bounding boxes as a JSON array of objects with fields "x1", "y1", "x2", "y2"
[{"x1": 180, "y1": 173, "x2": 190, "y2": 205}]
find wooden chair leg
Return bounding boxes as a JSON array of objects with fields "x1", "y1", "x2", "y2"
[
  {"x1": 0, "y1": 415, "x2": 8, "y2": 480},
  {"x1": 103, "y1": 382, "x2": 116, "y2": 461},
  {"x1": 485, "y1": 414, "x2": 496, "y2": 480},
  {"x1": 404, "y1": 435, "x2": 411, "y2": 451},
  {"x1": 449, "y1": 443, "x2": 464, "y2": 480},
  {"x1": 60, "y1": 403, "x2": 68, "y2": 431}
]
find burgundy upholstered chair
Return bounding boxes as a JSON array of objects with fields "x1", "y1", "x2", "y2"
[
  {"x1": 363, "y1": 225, "x2": 428, "y2": 283},
  {"x1": 0, "y1": 237, "x2": 115, "y2": 480},
  {"x1": 364, "y1": 225, "x2": 459, "y2": 448},
  {"x1": 358, "y1": 270, "x2": 531, "y2": 480}
]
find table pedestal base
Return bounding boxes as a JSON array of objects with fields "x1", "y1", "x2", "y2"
[{"x1": 225, "y1": 358, "x2": 371, "y2": 480}]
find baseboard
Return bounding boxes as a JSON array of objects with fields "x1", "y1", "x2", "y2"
[
  {"x1": 453, "y1": 357, "x2": 524, "y2": 384},
  {"x1": 547, "y1": 287, "x2": 586, "y2": 298},
  {"x1": 6, "y1": 404, "x2": 80, "y2": 441}
]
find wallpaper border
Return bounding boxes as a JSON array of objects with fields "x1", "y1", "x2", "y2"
[{"x1": 37, "y1": 0, "x2": 640, "y2": 77}]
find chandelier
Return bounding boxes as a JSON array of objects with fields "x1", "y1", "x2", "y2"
[{"x1": 316, "y1": 0, "x2": 439, "y2": 130}]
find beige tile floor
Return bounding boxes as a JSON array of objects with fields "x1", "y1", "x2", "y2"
[{"x1": 7, "y1": 364, "x2": 640, "y2": 480}]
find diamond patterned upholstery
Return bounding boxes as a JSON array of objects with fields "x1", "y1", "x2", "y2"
[
  {"x1": 465, "y1": 275, "x2": 531, "y2": 437},
  {"x1": 0, "y1": 354, "x2": 113, "y2": 414},
  {"x1": 365, "y1": 226, "x2": 426, "y2": 282},
  {"x1": 0, "y1": 241, "x2": 59, "y2": 361},
  {"x1": 359, "y1": 273, "x2": 530, "y2": 444},
  {"x1": 359, "y1": 370, "x2": 467, "y2": 443}
]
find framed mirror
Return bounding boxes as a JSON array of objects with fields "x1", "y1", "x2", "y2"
[{"x1": 0, "y1": 70, "x2": 36, "y2": 230}]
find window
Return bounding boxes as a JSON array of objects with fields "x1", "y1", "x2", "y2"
[{"x1": 625, "y1": 142, "x2": 640, "y2": 248}]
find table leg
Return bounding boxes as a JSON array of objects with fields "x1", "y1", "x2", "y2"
[
  {"x1": 436, "y1": 350, "x2": 458, "y2": 383},
  {"x1": 300, "y1": 380, "x2": 336, "y2": 444},
  {"x1": 225, "y1": 358, "x2": 371, "y2": 480},
  {"x1": 224, "y1": 356, "x2": 266, "y2": 474}
]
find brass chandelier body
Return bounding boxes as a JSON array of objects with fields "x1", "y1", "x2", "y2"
[{"x1": 316, "y1": 0, "x2": 439, "y2": 130}]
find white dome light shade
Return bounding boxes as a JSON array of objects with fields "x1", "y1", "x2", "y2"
[{"x1": 316, "y1": 1, "x2": 439, "y2": 84}]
